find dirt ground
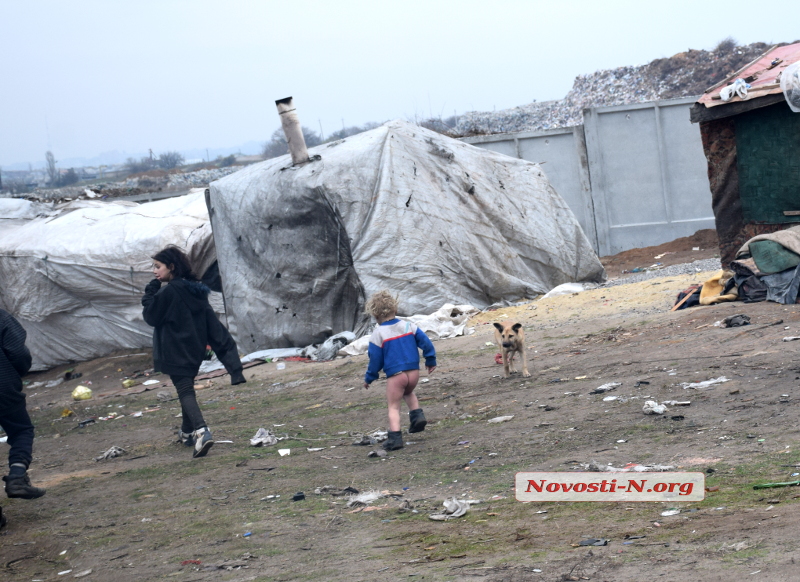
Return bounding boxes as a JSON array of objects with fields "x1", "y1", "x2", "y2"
[{"x1": 5, "y1": 236, "x2": 800, "y2": 582}]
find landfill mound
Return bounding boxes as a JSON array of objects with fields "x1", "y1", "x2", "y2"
[{"x1": 455, "y1": 42, "x2": 773, "y2": 135}]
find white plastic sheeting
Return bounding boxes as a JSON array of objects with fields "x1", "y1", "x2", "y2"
[
  {"x1": 0, "y1": 190, "x2": 217, "y2": 370},
  {"x1": 209, "y1": 120, "x2": 605, "y2": 352}
]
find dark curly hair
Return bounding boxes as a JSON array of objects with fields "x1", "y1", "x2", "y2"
[{"x1": 152, "y1": 245, "x2": 197, "y2": 281}]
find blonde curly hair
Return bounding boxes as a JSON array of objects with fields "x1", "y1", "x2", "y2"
[{"x1": 365, "y1": 290, "x2": 399, "y2": 322}]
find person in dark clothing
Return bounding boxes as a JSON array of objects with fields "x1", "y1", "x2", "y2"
[
  {"x1": 142, "y1": 246, "x2": 245, "y2": 458},
  {"x1": 0, "y1": 309, "x2": 46, "y2": 529}
]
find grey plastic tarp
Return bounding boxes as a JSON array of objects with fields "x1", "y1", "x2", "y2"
[
  {"x1": 0, "y1": 190, "x2": 218, "y2": 370},
  {"x1": 209, "y1": 120, "x2": 605, "y2": 352}
]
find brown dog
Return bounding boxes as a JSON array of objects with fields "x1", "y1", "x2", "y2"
[{"x1": 493, "y1": 321, "x2": 530, "y2": 378}]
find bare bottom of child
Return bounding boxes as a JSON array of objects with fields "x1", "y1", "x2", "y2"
[{"x1": 386, "y1": 369, "x2": 420, "y2": 432}]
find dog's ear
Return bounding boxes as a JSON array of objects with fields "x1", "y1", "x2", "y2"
[
  {"x1": 512, "y1": 323, "x2": 523, "y2": 332},
  {"x1": 493, "y1": 322, "x2": 504, "y2": 332}
]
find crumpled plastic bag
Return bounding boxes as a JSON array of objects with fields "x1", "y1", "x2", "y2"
[
  {"x1": 781, "y1": 61, "x2": 800, "y2": 113},
  {"x1": 352, "y1": 430, "x2": 388, "y2": 445},
  {"x1": 720, "y1": 78, "x2": 750, "y2": 102},
  {"x1": 249, "y1": 428, "x2": 278, "y2": 447},
  {"x1": 429, "y1": 497, "x2": 470, "y2": 520},
  {"x1": 310, "y1": 331, "x2": 356, "y2": 361},
  {"x1": 71, "y1": 385, "x2": 92, "y2": 400},
  {"x1": 642, "y1": 400, "x2": 667, "y2": 415},
  {"x1": 95, "y1": 445, "x2": 126, "y2": 461}
]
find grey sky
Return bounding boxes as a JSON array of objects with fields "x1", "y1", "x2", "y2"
[{"x1": 1, "y1": 0, "x2": 797, "y2": 168}]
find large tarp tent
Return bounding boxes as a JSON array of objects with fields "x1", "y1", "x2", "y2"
[
  {"x1": 0, "y1": 190, "x2": 219, "y2": 370},
  {"x1": 209, "y1": 120, "x2": 605, "y2": 352}
]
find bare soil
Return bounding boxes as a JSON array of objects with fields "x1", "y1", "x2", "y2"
[{"x1": 4, "y1": 238, "x2": 800, "y2": 581}]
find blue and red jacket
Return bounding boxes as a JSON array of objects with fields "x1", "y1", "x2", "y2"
[{"x1": 365, "y1": 318, "x2": 436, "y2": 384}]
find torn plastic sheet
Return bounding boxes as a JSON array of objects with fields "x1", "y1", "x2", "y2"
[
  {"x1": 0, "y1": 190, "x2": 218, "y2": 371},
  {"x1": 209, "y1": 120, "x2": 605, "y2": 352}
]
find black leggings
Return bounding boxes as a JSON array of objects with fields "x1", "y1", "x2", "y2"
[
  {"x1": 170, "y1": 376, "x2": 207, "y2": 433},
  {"x1": 0, "y1": 403, "x2": 34, "y2": 469}
]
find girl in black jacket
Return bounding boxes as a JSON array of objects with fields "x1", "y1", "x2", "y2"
[{"x1": 142, "y1": 246, "x2": 245, "y2": 458}]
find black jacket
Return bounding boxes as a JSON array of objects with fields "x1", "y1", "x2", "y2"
[
  {"x1": 142, "y1": 278, "x2": 243, "y2": 378},
  {"x1": 0, "y1": 309, "x2": 33, "y2": 410}
]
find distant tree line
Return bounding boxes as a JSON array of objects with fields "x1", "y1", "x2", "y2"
[
  {"x1": 43, "y1": 151, "x2": 80, "y2": 188},
  {"x1": 125, "y1": 151, "x2": 185, "y2": 173},
  {"x1": 260, "y1": 118, "x2": 461, "y2": 160},
  {"x1": 260, "y1": 122, "x2": 383, "y2": 160}
]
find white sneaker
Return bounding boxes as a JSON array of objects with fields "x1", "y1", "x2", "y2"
[{"x1": 193, "y1": 427, "x2": 214, "y2": 458}]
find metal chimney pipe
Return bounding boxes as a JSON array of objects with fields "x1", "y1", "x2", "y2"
[{"x1": 275, "y1": 96, "x2": 309, "y2": 165}]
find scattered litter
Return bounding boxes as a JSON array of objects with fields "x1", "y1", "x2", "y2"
[
  {"x1": 71, "y1": 385, "x2": 92, "y2": 401},
  {"x1": 249, "y1": 428, "x2": 278, "y2": 447},
  {"x1": 634, "y1": 380, "x2": 650, "y2": 387},
  {"x1": 156, "y1": 391, "x2": 172, "y2": 401},
  {"x1": 73, "y1": 569, "x2": 92, "y2": 578},
  {"x1": 307, "y1": 447, "x2": 325, "y2": 452},
  {"x1": 617, "y1": 439, "x2": 627, "y2": 443},
  {"x1": 181, "y1": 560, "x2": 201, "y2": 566},
  {"x1": 591, "y1": 382, "x2": 621, "y2": 394},
  {"x1": 602, "y1": 395, "x2": 618, "y2": 402},
  {"x1": 61, "y1": 408, "x2": 75, "y2": 418},
  {"x1": 142, "y1": 379, "x2": 160, "y2": 386},
  {"x1": 457, "y1": 441, "x2": 470, "y2": 445},
  {"x1": 577, "y1": 538, "x2": 608, "y2": 546},
  {"x1": 292, "y1": 492, "x2": 306, "y2": 501},
  {"x1": 723, "y1": 314, "x2": 750, "y2": 328},
  {"x1": 58, "y1": 570, "x2": 72, "y2": 576},
  {"x1": 575, "y1": 375, "x2": 587, "y2": 380},
  {"x1": 352, "y1": 431, "x2": 388, "y2": 445},
  {"x1": 661, "y1": 509, "x2": 681, "y2": 517},
  {"x1": 346, "y1": 490, "x2": 385, "y2": 507},
  {"x1": 243, "y1": 532, "x2": 252, "y2": 537},
  {"x1": 121, "y1": 379, "x2": 137, "y2": 388},
  {"x1": 95, "y1": 446, "x2": 126, "y2": 461},
  {"x1": 753, "y1": 480, "x2": 800, "y2": 490},
  {"x1": 368, "y1": 450, "x2": 388, "y2": 458},
  {"x1": 582, "y1": 462, "x2": 675, "y2": 473},
  {"x1": 487, "y1": 415, "x2": 514, "y2": 424},
  {"x1": 662, "y1": 400, "x2": 691, "y2": 406},
  {"x1": 429, "y1": 497, "x2": 470, "y2": 520},
  {"x1": 46, "y1": 378, "x2": 64, "y2": 388},
  {"x1": 421, "y1": 378, "x2": 429, "y2": 383},
  {"x1": 681, "y1": 377, "x2": 729, "y2": 390},
  {"x1": 542, "y1": 283, "x2": 587, "y2": 299},
  {"x1": 643, "y1": 401, "x2": 667, "y2": 415},
  {"x1": 783, "y1": 337, "x2": 800, "y2": 342},
  {"x1": 278, "y1": 449, "x2": 290, "y2": 456}
]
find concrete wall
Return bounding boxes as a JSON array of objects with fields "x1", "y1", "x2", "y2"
[{"x1": 461, "y1": 97, "x2": 715, "y2": 257}]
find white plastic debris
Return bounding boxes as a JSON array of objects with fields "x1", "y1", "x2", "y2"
[
  {"x1": 661, "y1": 509, "x2": 681, "y2": 517},
  {"x1": 681, "y1": 377, "x2": 729, "y2": 390},
  {"x1": 602, "y1": 395, "x2": 618, "y2": 402},
  {"x1": 250, "y1": 428, "x2": 278, "y2": 447},
  {"x1": 278, "y1": 449, "x2": 290, "y2": 456},
  {"x1": 95, "y1": 446, "x2": 126, "y2": 461},
  {"x1": 346, "y1": 490, "x2": 384, "y2": 507},
  {"x1": 783, "y1": 337, "x2": 800, "y2": 342},
  {"x1": 142, "y1": 379, "x2": 160, "y2": 386},
  {"x1": 662, "y1": 400, "x2": 691, "y2": 406},
  {"x1": 541, "y1": 283, "x2": 587, "y2": 299},
  {"x1": 643, "y1": 401, "x2": 667, "y2": 415},
  {"x1": 429, "y1": 497, "x2": 470, "y2": 520},
  {"x1": 307, "y1": 447, "x2": 325, "y2": 452},
  {"x1": 592, "y1": 382, "x2": 621, "y2": 394},
  {"x1": 487, "y1": 415, "x2": 514, "y2": 424}
]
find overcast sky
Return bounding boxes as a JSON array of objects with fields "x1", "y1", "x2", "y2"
[{"x1": 1, "y1": 0, "x2": 797, "y2": 168}]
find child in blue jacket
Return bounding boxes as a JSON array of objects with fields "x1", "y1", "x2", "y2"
[{"x1": 363, "y1": 291, "x2": 436, "y2": 451}]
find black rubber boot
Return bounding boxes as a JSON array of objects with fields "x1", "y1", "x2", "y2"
[
  {"x1": 382, "y1": 431, "x2": 404, "y2": 451},
  {"x1": 409, "y1": 408, "x2": 427, "y2": 433},
  {"x1": 3, "y1": 474, "x2": 46, "y2": 500}
]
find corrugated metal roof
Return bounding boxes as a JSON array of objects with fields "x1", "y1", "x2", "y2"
[{"x1": 696, "y1": 42, "x2": 800, "y2": 110}]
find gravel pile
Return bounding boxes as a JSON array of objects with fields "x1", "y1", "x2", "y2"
[
  {"x1": 603, "y1": 258, "x2": 721, "y2": 288},
  {"x1": 455, "y1": 42, "x2": 771, "y2": 136}
]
